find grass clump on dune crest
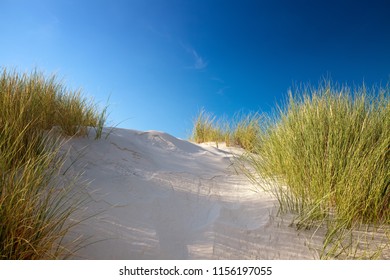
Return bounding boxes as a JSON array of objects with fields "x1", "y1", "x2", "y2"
[
  {"x1": 191, "y1": 109, "x2": 227, "y2": 144},
  {"x1": 191, "y1": 108, "x2": 262, "y2": 151},
  {"x1": 0, "y1": 68, "x2": 107, "y2": 259},
  {"x1": 243, "y1": 80, "x2": 389, "y2": 259}
]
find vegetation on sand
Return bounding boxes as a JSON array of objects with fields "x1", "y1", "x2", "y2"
[
  {"x1": 0, "y1": 68, "x2": 106, "y2": 259},
  {"x1": 191, "y1": 109, "x2": 262, "y2": 152},
  {"x1": 192, "y1": 81, "x2": 389, "y2": 259}
]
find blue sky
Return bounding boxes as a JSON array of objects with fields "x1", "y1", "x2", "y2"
[{"x1": 1, "y1": 0, "x2": 390, "y2": 138}]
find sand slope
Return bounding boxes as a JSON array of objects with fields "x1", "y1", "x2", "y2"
[{"x1": 61, "y1": 128, "x2": 321, "y2": 259}]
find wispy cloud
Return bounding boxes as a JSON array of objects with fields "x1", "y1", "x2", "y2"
[
  {"x1": 211, "y1": 76, "x2": 229, "y2": 96},
  {"x1": 217, "y1": 86, "x2": 229, "y2": 96},
  {"x1": 181, "y1": 42, "x2": 208, "y2": 70},
  {"x1": 191, "y1": 49, "x2": 208, "y2": 70}
]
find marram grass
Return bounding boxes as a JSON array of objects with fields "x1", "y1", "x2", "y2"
[
  {"x1": 191, "y1": 81, "x2": 389, "y2": 259},
  {"x1": 190, "y1": 108, "x2": 262, "y2": 151},
  {"x1": 0, "y1": 68, "x2": 106, "y2": 259},
  {"x1": 191, "y1": 109, "x2": 228, "y2": 145},
  {"x1": 243, "y1": 81, "x2": 389, "y2": 259},
  {"x1": 231, "y1": 111, "x2": 263, "y2": 152}
]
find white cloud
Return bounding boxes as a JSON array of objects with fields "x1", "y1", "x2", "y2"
[
  {"x1": 191, "y1": 49, "x2": 208, "y2": 70},
  {"x1": 180, "y1": 42, "x2": 208, "y2": 70}
]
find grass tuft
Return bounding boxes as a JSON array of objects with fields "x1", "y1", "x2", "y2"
[
  {"x1": 242, "y1": 80, "x2": 389, "y2": 258},
  {"x1": 191, "y1": 108, "x2": 227, "y2": 144},
  {"x1": 0, "y1": 67, "x2": 106, "y2": 259},
  {"x1": 231, "y1": 112, "x2": 263, "y2": 152},
  {"x1": 191, "y1": 81, "x2": 389, "y2": 258},
  {"x1": 190, "y1": 108, "x2": 262, "y2": 151}
]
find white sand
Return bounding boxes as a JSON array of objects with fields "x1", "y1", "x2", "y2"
[{"x1": 61, "y1": 127, "x2": 322, "y2": 259}]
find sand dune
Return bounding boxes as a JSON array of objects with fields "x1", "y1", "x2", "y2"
[{"x1": 61, "y1": 128, "x2": 322, "y2": 259}]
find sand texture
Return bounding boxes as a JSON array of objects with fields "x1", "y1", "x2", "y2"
[{"x1": 61, "y1": 128, "x2": 322, "y2": 259}]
